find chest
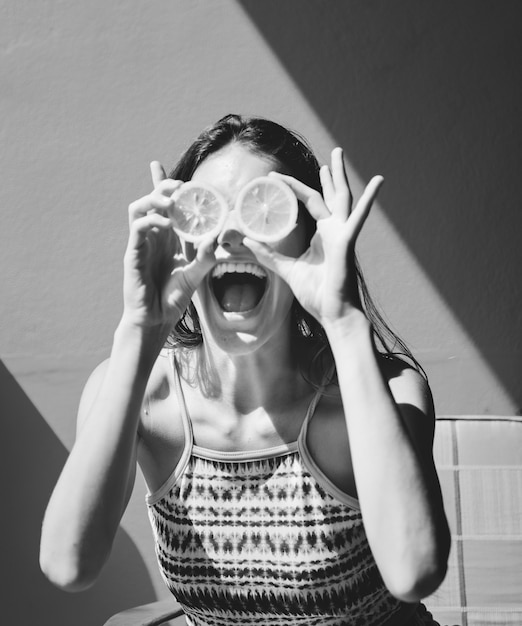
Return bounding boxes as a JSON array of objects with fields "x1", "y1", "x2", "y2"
[
  {"x1": 146, "y1": 452, "x2": 399, "y2": 624},
  {"x1": 138, "y1": 382, "x2": 357, "y2": 500}
]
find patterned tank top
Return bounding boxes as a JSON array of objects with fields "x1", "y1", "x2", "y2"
[{"x1": 146, "y1": 365, "x2": 437, "y2": 626}]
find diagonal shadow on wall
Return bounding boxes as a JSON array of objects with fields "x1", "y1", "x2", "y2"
[
  {"x1": 0, "y1": 359, "x2": 157, "y2": 625},
  {"x1": 239, "y1": 0, "x2": 522, "y2": 411}
]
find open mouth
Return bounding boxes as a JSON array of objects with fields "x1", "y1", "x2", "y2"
[{"x1": 210, "y1": 262, "x2": 268, "y2": 313}]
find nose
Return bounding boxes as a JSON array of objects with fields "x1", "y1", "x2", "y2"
[{"x1": 216, "y1": 207, "x2": 245, "y2": 248}]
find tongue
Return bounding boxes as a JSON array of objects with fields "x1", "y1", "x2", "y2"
[{"x1": 220, "y1": 283, "x2": 259, "y2": 312}]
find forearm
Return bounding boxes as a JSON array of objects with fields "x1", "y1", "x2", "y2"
[
  {"x1": 324, "y1": 312, "x2": 449, "y2": 600},
  {"x1": 40, "y1": 320, "x2": 170, "y2": 589}
]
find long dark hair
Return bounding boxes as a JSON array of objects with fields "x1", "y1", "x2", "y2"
[{"x1": 166, "y1": 114, "x2": 423, "y2": 385}]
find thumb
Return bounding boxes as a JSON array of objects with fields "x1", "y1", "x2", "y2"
[
  {"x1": 179, "y1": 236, "x2": 217, "y2": 290},
  {"x1": 163, "y1": 240, "x2": 216, "y2": 319},
  {"x1": 243, "y1": 238, "x2": 296, "y2": 284}
]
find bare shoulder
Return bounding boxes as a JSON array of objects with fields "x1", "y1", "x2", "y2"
[
  {"x1": 379, "y1": 354, "x2": 436, "y2": 450},
  {"x1": 379, "y1": 355, "x2": 433, "y2": 412},
  {"x1": 144, "y1": 349, "x2": 174, "y2": 405},
  {"x1": 139, "y1": 350, "x2": 187, "y2": 493},
  {"x1": 140, "y1": 350, "x2": 185, "y2": 436},
  {"x1": 318, "y1": 355, "x2": 432, "y2": 413},
  {"x1": 140, "y1": 349, "x2": 182, "y2": 435},
  {"x1": 77, "y1": 350, "x2": 179, "y2": 431},
  {"x1": 76, "y1": 358, "x2": 111, "y2": 432}
]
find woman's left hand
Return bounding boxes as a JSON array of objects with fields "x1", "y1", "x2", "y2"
[{"x1": 244, "y1": 148, "x2": 383, "y2": 326}]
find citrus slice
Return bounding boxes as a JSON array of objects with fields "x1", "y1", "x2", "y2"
[
  {"x1": 235, "y1": 176, "x2": 298, "y2": 243},
  {"x1": 171, "y1": 181, "x2": 228, "y2": 243}
]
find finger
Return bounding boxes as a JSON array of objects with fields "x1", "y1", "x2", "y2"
[
  {"x1": 128, "y1": 181, "x2": 183, "y2": 226},
  {"x1": 150, "y1": 161, "x2": 168, "y2": 188},
  {"x1": 178, "y1": 237, "x2": 217, "y2": 290},
  {"x1": 330, "y1": 148, "x2": 349, "y2": 191},
  {"x1": 127, "y1": 212, "x2": 172, "y2": 247},
  {"x1": 319, "y1": 165, "x2": 335, "y2": 207},
  {"x1": 330, "y1": 147, "x2": 352, "y2": 219},
  {"x1": 194, "y1": 234, "x2": 219, "y2": 257},
  {"x1": 348, "y1": 175, "x2": 384, "y2": 239},
  {"x1": 269, "y1": 172, "x2": 330, "y2": 221},
  {"x1": 128, "y1": 192, "x2": 174, "y2": 226},
  {"x1": 243, "y1": 238, "x2": 296, "y2": 284},
  {"x1": 155, "y1": 178, "x2": 183, "y2": 198}
]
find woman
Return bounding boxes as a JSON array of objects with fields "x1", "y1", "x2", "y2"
[{"x1": 40, "y1": 114, "x2": 450, "y2": 625}]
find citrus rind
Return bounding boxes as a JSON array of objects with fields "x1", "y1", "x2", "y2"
[
  {"x1": 235, "y1": 176, "x2": 298, "y2": 243},
  {"x1": 170, "y1": 181, "x2": 228, "y2": 243}
]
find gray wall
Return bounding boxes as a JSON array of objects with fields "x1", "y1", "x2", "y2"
[{"x1": 2, "y1": 1, "x2": 521, "y2": 624}]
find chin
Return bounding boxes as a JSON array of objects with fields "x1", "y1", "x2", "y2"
[{"x1": 209, "y1": 331, "x2": 268, "y2": 356}]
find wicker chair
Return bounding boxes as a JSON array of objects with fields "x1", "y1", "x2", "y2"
[{"x1": 103, "y1": 598, "x2": 184, "y2": 625}]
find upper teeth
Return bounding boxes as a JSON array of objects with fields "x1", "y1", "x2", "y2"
[{"x1": 211, "y1": 262, "x2": 267, "y2": 279}]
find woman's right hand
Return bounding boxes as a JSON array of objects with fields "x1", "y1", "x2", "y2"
[{"x1": 122, "y1": 161, "x2": 216, "y2": 331}]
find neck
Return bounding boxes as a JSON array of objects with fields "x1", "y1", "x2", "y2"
[{"x1": 188, "y1": 335, "x2": 311, "y2": 415}]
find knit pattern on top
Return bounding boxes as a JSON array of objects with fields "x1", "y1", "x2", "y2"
[{"x1": 147, "y1": 445, "x2": 406, "y2": 626}]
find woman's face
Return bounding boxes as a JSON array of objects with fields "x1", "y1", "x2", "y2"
[{"x1": 187, "y1": 143, "x2": 308, "y2": 356}]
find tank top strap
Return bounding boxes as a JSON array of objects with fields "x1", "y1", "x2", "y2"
[
  {"x1": 170, "y1": 353, "x2": 194, "y2": 453},
  {"x1": 298, "y1": 364, "x2": 336, "y2": 444}
]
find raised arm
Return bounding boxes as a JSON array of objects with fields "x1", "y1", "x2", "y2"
[
  {"x1": 323, "y1": 315, "x2": 449, "y2": 601},
  {"x1": 244, "y1": 149, "x2": 451, "y2": 602},
  {"x1": 40, "y1": 164, "x2": 215, "y2": 591}
]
